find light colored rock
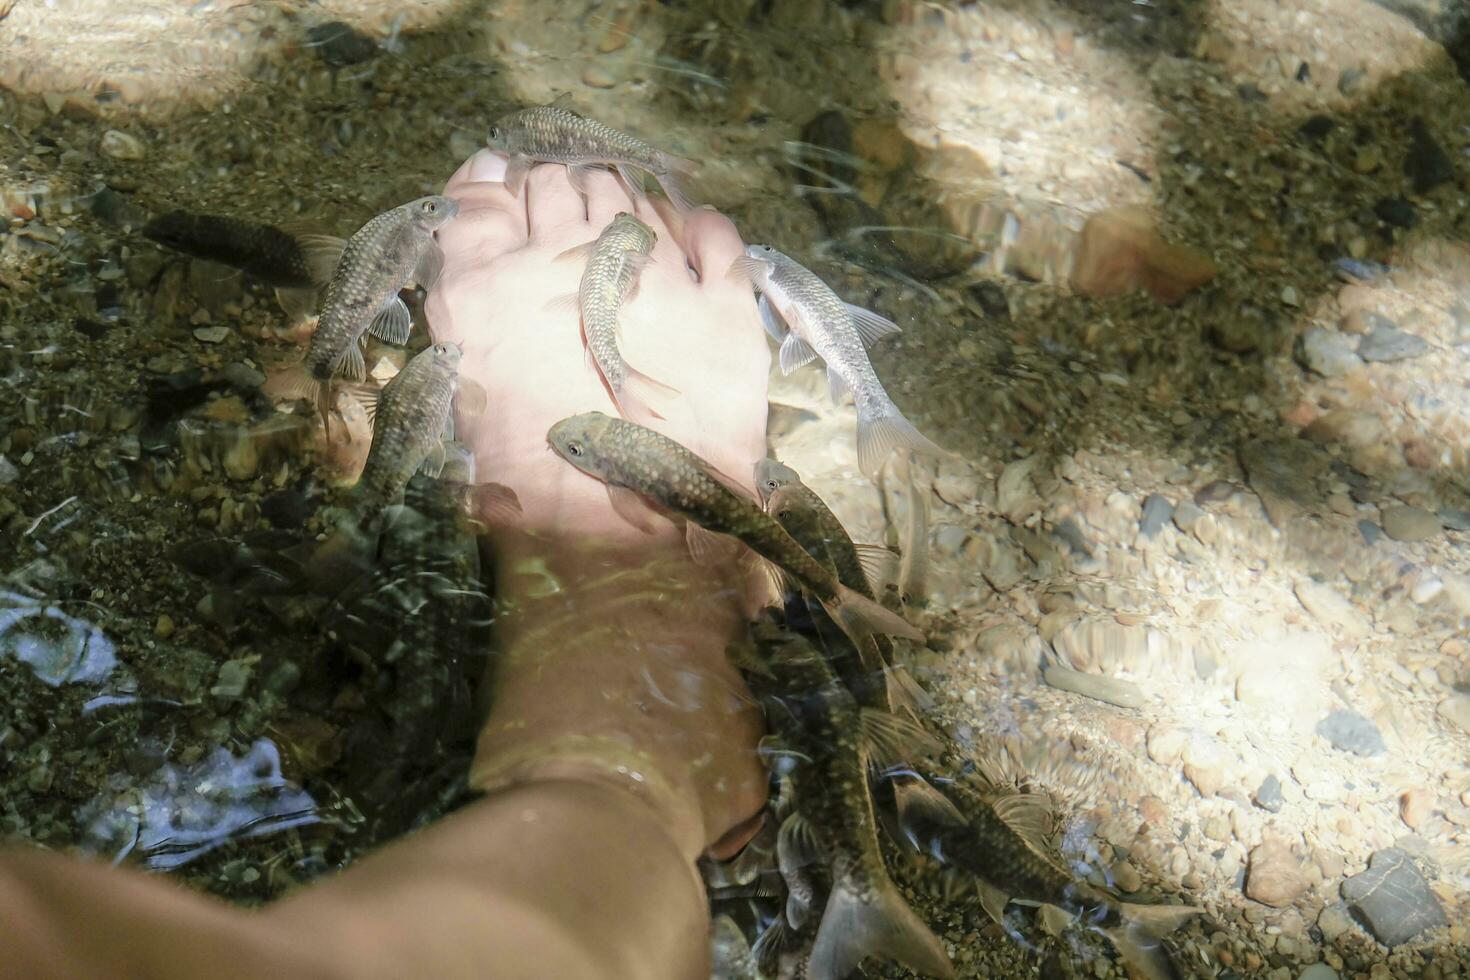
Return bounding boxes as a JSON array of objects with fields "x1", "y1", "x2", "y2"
[
  {"x1": 1246, "y1": 838, "x2": 1308, "y2": 907},
  {"x1": 995, "y1": 455, "x2": 1042, "y2": 523},
  {"x1": 1381, "y1": 505, "x2": 1440, "y2": 542},
  {"x1": 1293, "y1": 580, "x2": 1369, "y2": 638},
  {"x1": 1042, "y1": 664, "x2": 1146, "y2": 708},
  {"x1": 100, "y1": 129, "x2": 146, "y2": 160},
  {"x1": 193, "y1": 326, "x2": 230, "y2": 344},
  {"x1": 1317, "y1": 904, "x2": 1353, "y2": 942},
  {"x1": 1399, "y1": 789, "x2": 1433, "y2": 830},
  {"x1": 1070, "y1": 204, "x2": 1215, "y2": 304},
  {"x1": 1437, "y1": 695, "x2": 1470, "y2": 736},
  {"x1": 1147, "y1": 725, "x2": 1187, "y2": 767}
]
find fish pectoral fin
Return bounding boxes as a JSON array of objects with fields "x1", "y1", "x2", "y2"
[
  {"x1": 339, "y1": 342, "x2": 367, "y2": 382},
  {"x1": 990, "y1": 792, "x2": 1057, "y2": 857},
  {"x1": 859, "y1": 707, "x2": 943, "y2": 770},
  {"x1": 294, "y1": 233, "x2": 348, "y2": 285},
  {"x1": 750, "y1": 916, "x2": 789, "y2": 978},
  {"x1": 274, "y1": 286, "x2": 319, "y2": 321},
  {"x1": 417, "y1": 442, "x2": 448, "y2": 479},
  {"x1": 775, "y1": 812, "x2": 820, "y2": 873},
  {"x1": 826, "y1": 366, "x2": 850, "y2": 405},
  {"x1": 854, "y1": 542, "x2": 900, "y2": 591},
  {"x1": 892, "y1": 774, "x2": 969, "y2": 841},
  {"x1": 613, "y1": 163, "x2": 649, "y2": 204},
  {"x1": 565, "y1": 163, "x2": 595, "y2": 206},
  {"x1": 504, "y1": 154, "x2": 533, "y2": 197},
  {"x1": 413, "y1": 241, "x2": 445, "y2": 291},
  {"x1": 343, "y1": 382, "x2": 380, "y2": 425},
  {"x1": 470, "y1": 482, "x2": 523, "y2": 525},
  {"x1": 976, "y1": 881, "x2": 1012, "y2": 926},
  {"x1": 1116, "y1": 902, "x2": 1204, "y2": 939},
  {"x1": 845, "y1": 301, "x2": 902, "y2": 347},
  {"x1": 684, "y1": 521, "x2": 739, "y2": 566},
  {"x1": 726, "y1": 255, "x2": 770, "y2": 287},
  {"x1": 367, "y1": 295, "x2": 413, "y2": 346},
  {"x1": 605, "y1": 483, "x2": 662, "y2": 534},
  {"x1": 821, "y1": 584, "x2": 924, "y2": 646},
  {"x1": 543, "y1": 291, "x2": 582, "y2": 316},
  {"x1": 1102, "y1": 913, "x2": 1199, "y2": 980},
  {"x1": 810, "y1": 880, "x2": 955, "y2": 980},
  {"x1": 553, "y1": 240, "x2": 598, "y2": 264},
  {"x1": 454, "y1": 377, "x2": 489, "y2": 419},
  {"x1": 884, "y1": 664, "x2": 937, "y2": 718},
  {"x1": 778, "y1": 331, "x2": 820, "y2": 376},
  {"x1": 757, "y1": 293, "x2": 786, "y2": 342}
]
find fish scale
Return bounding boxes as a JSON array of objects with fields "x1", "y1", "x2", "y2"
[
  {"x1": 355, "y1": 343, "x2": 461, "y2": 524},
  {"x1": 578, "y1": 213, "x2": 656, "y2": 393},
  {"x1": 142, "y1": 211, "x2": 317, "y2": 289}
]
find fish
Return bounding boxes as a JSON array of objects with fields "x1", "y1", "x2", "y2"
[
  {"x1": 895, "y1": 454, "x2": 930, "y2": 608},
  {"x1": 890, "y1": 773, "x2": 1200, "y2": 980},
  {"x1": 546, "y1": 411, "x2": 922, "y2": 646},
  {"x1": 551, "y1": 212, "x2": 677, "y2": 421},
  {"x1": 730, "y1": 245, "x2": 943, "y2": 479},
  {"x1": 750, "y1": 623, "x2": 953, "y2": 980},
  {"x1": 297, "y1": 342, "x2": 514, "y2": 592},
  {"x1": 142, "y1": 211, "x2": 336, "y2": 289},
  {"x1": 757, "y1": 460, "x2": 932, "y2": 718},
  {"x1": 280, "y1": 195, "x2": 459, "y2": 438},
  {"x1": 143, "y1": 210, "x2": 346, "y2": 320},
  {"x1": 486, "y1": 104, "x2": 696, "y2": 210}
]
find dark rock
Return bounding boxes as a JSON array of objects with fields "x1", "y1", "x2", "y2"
[
  {"x1": 1333, "y1": 257, "x2": 1390, "y2": 282},
  {"x1": 1298, "y1": 114, "x2": 1335, "y2": 142},
  {"x1": 73, "y1": 317, "x2": 112, "y2": 340},
  {"x1": 1357, "y1": 322, "x2": 1429, "y2": 362},
  {"x1": 1374, "y1": 197, "x2": 1417, "y2": 229},
  {"x1": 1404, "y1": 117, "x2": 1454, "y2": 195},
  {"x1": 1358, "y1": 519, "x2": 1384, "y2": 546},
  {"x1": 1139, "y1": 494, "x2": 1174, "y2": 538},
  {"x1": 1316, "y1": 708, "x2": 1386, "y2": 757},
  {"x1": 1254, "y1": 774, "x2": 1284, "y2": 813},
  {"x1": 1051, "y1": 517, "x2": 1093, "y2": 557},
  {"x1": 1237, "y1": 83, "x2": 1266, "y2": 102},
  {"x1": 1438, "y1": 508, "x2": 1470, "y2": 532},
  {"x1": 798, "y1": 110, "x2": 857, "y2": 187},
  {"x1": 968, "y1": 280, "x2": 1011, "y2": 321},
  {"x1": 306, "y1": 21, "x2": 378, "y2": 68},
  {"x1": 88, "y1": 186, "x2": 146, "y2": 230},
  {"x1": 261, "y1": 488, "x2": 313, "y2": 528},
  {"x1": 1298, "y1": 327, "x2": 1363, "y2": 377},
  {"x1": 1195, "y1": 480, "x2": 1237, "y2": 505},
  {"x1": 1341, "y1": 848, "x2": 1447, "y2": 946}
]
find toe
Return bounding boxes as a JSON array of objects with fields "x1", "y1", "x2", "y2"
[
  {"x1": 585, "y1": 167, "x2": 641, "y2": 230},
  {"x1": 526, "y1": 165, "x2": 594, "y2": 244},
  {"x1": 684, "y1": 207, "x2": 747, "y2": 287}
]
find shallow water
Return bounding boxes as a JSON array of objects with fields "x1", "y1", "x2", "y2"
[{"x1": 3, "y1": 0, "x2": 1470, "y2": 977}]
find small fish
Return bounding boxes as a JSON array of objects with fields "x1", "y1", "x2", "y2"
[
  {"x1": 486, "y1": 104, "x2": 696, "y2": 210},
  {"x1": 757, "y1": 458, "x2": 932, "y2": 718},
  {"x1": 284, "y1": 196, "x2": 458, "y2": 437},
  {"x1": 552, "y1": 212, "x2": 677, "y2": 421},
  {"x1": 751, "y1": 624, "x2": 953, "y2": 980},
  {"x1": 142, "y1": 211, "x2": 333, "y2": 289},
  {"x1": 895, "y1": 454, "x2": 930, "y2": 607},
  {"x1": 299, "y1": 342, "x2": 514, "y2": 591},
  {"x1": 891, "y1": 774, "x2": 1200, "y2": 980},
  {"x1": 546, "y1": 412, "x2": 922, "y2": 646},
  {"x1": 730, "y1": 245, "x2": 942, "y2": 479}
]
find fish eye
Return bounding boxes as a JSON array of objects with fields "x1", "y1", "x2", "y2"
[
  {"x1": 423, "y1": 201, "x2": 438, "y2": 213},
  {"x1": 435, "y1": 343, "x2": 449, "y2": 354},
  {"x1": 565, "y1": 441, "x2": 584, "y2": 457},
  {"x1": 764, "y1": 480, "x2": 779, "y2": 492},
  {"x1": 777, "y1": 509, "x2": 792, "y2": 521}
]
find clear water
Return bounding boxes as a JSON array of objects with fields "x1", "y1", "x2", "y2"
[{"x1": 2, "y1": 1, "x2": 1470, "y2": 978}]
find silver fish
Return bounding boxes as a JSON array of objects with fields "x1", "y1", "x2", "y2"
[
  {"x1": 546, "y1": 412, "x2": 922, "y2": 646},
  {"x1": 752, "y1": 624, "x2": 953, "y2": 980},
  {"x1": 486, "y1": 104, "x2": 696, "y2": 210},
  {"x1": 554, "y1": 212, "x2": 676, "y2": 421},
  {"x1": 730, "y1": 245, "x2": 942, "y2": 479},
  {"x1": 290, "y1": 195, "x2": 458, "y2": 435}
]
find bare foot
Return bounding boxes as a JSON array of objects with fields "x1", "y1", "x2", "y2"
[{"x1": 426, "y1": 149, "x2": 772, "y2": 857}]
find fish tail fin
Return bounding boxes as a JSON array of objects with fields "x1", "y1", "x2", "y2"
[
  {"x1": 610, "y1": 361, "x2": 680, "y2": 424},
  {"x1": 820, "y1": 584, "x2": 924, "y2": 646},
  {"x1": 809, "y1": 878, "x2": 955, "y2": 980},
  {"x1": 1096, "y1": 903, "x2": 1202, "y2": 980},
  {"x1": 856, "y1": 406, "x2": 945, "y2": 481}
]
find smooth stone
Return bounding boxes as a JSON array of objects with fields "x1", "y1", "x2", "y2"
[
  {"x1": 1299, "y1": 962, "x2": 1340, "y2": 980},
  {"x1": 1404, "y1": 117, "x2": 1454, "y2": 195},
  {"x1": 1357, "y1": 323, "x2": 1429, "y2": 362},
  {"x1": 1298, "y1": 327, "x2": 1363, "y2": 377},
  {"x1": 1254, "y1": 774, "x2": 1284, "y2": 813},
  {"x1": 1315, "y1": 708, "x2": 1386, "y2": 757},
  {"x1": 1380, "y1": 505, "x2": 1441, "y2": 542},
  {"x1": 1317, "y1": 904, "x2": 1354, "y2": 942},
  {"x1": 1139, "y1": 493, "x2": 1174, "y2": 538},
  {"x1": 1438, "y1": 508, "x2": 1470, "y2": 531},
  {"x1": 1374, "y1": 197, "x2": 1417, "y2": 229},
  {"x1": 193, "y1": 326, "x2": 231, "y2": 344},
  {"x1": 1245, "y1": 838, "x2": 1307, "y2": 907},
  {"x1": 1341, "y1": 848, "x2": 1447, "y2": 947},
  {"x1": 1294, "y1": 580, "x2": 1369, "y2": 638},
  {"x1": 1438, "y1": 695, "x2": 1470, "y2": 736},
  {"x1": 1043, "y1": 665, "x2": 1146, "y2": 709},
  {"x1": 1357, "y1": 520, "x2": 1383, "y2": 546}
]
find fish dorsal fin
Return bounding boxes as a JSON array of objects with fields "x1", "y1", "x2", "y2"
[
  {"x1": 294, "y1": 233, "x2": 348, "y2": 284},
  {"x1": 454, "y1": 377, "x2": 488, "y2": 420},
  {"x1": 548, "y1": 91, "x2": 578, "y2": 112},
  {"x1": 368, "y1": 295, "x2": 412, "y2": 345},
  {"x1": 859, "y1": 707, "x2": 942, "y2": 769},
  {"x1": 844, "y1": 301, "x2": 901, "y2": 347},
  {"x1": 685, "y1": 520, "x2": 739, "y2": 566},
  {"x1": 776, "y1": 812, "x2": 820, "y2": 873},
  {"x1": 779, "y1": 331, "x2": 819, "y2": 375},
  {"x1": 413, "y1": 241, "x2": 445, "y2": 291},
  {"x1": 756, "y1": 292, "x2": 786, "y2": 341},
  {"x1": 418, "y1": 442, "x2": 447, "y2": 479},
  {"x1": 990, "y1": 792, "x2": 1055, "y2": 856}
]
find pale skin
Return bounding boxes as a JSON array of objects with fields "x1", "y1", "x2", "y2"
[{"x1": 0, "y1": 151, "x2": 773, "y2": 980}]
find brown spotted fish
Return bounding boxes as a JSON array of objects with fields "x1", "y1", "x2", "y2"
[{"x1": 546, "y1": 412, "x2": 922, "y2": 647}]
